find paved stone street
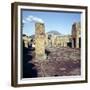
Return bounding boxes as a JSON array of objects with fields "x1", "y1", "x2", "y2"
[{"x1": 23, "y1": 47, "x2": 81, "y2": 78}]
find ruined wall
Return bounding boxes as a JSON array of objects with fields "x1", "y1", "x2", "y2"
[
  {"x1": 72, "y1": 22, "x2": 81, "y2": 48},
  {"x1": 23, "y1": 35, "x2": 31, "y2": 48},
  {"x1": 45, "y1": 34, "x2": 71, "y2": 48},
  {"x1": 54, "y1": 35, "x2": 71, "y2": 47}
]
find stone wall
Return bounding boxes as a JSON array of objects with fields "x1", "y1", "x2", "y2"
[
  {"x1": 72, "y1": 22, "x2": 81, "y2": 48},
  {"x1": 22, "y1": 21, "x2": 81, "y2": 54},
  {"x1": 45, "y1": 34, "x2": 71, "y2": 48},
  {"x1": 54, "y1": 35, "x2": 71, "y2": 47}
]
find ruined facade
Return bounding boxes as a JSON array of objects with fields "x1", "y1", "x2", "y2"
[
  {"x1": 54, "y1": 35, "x2": 71, "y2": 47},
  {"x1": 45, "y1": 34, "x2": 71, "y2": 48},
  {"x1": 23, "y1": 21, "x2": 81, "y2": 50},
  {"x1": 22, "y1": 22, "x2": 81, "y2": 61},
  {"x1": 72, "y1": 22, "x2": 81, "y2": 48}
]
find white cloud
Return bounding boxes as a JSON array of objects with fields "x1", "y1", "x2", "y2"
[
  {"x1": 23, "y1": 15, "x2": 44, "y2": 24},
  {"x1": 22, "y1": 19, "x2": 27, "y2": 24}
]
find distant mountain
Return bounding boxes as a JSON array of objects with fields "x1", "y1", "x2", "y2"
[
  {"x1": 47, "y1": 31, "x2": 61, "y2": 35},
  {"x1": 30, "y1": 34, "x2": 35, "y2": 39},
  {"x1": 29, "y1": 31, "x2": 61, "y2": 39}
]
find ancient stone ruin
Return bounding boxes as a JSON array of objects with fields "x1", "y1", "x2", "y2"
[
  {"x1": 22, "y1": 22, "x2": 81, "y2": 60},
  {"x1": 35, "y1": 22, "x2": 46, "y2": 60},
  {"x1": 22, "y1": 22, "x2": 81, "y2": 78},
  {"x1": 72, "y1": 22, "x2": 81, "y2": 48}
]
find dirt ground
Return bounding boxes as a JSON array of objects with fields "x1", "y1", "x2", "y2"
[{"x1": 23, "y1": 47, "x2": 81, "y2": 78}]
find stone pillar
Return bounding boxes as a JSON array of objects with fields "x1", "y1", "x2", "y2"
[
  {"x1": 76, "y1": 37, "x2": 79, "y2": 48},
  {"x1": 45, "y1": 34, "x2": 49, "y2": 47},
  {"x1": 23, "y1": 36, "x2": 29, "y2": 48},
  {"x1": 76, "y1": 28, "x2": 80, "y2": 48},
  {"x1": 35, "y1": 23, "x2": 46, "y2": 60},
  {"x1": 24, "y1": 41, "x2": 28, "y2": 48},
  {"x1": 72, "y1": 39, "x2": 74, "y2": 48},
  {"x1": 51, "y1": 35, "x2": 56, "y2": 47},
  {"x1": 64, "y1": 42, "x2": 67, "y2": 47},
  {"x1": 28, "y1": 37, "x2": 31, "y2": 46}
]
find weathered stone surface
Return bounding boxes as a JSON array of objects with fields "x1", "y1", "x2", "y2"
[
  {"x1": 22, "y1": 22, "x2": 81, "y2": 78},
  {"x1": 35, "y1": 23, "x2": 46, "y2": 60},
  {"x1": 72, "y1": 22, "x2": 81, "y2": 48}
]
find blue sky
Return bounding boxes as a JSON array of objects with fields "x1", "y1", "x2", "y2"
[{"x1": 22, "y1": 10, "x2": 81, "y2": 36}]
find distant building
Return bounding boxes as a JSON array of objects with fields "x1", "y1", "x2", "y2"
[
  {"x1": 45, "y1": 34, "x2": 72, "y2": 48},
  {"x1": 54, "y1": 35, "x2": 71, "y2": 47},
  {"x1": 22, "y1": 35, "x2": 31, "y2": 48}
]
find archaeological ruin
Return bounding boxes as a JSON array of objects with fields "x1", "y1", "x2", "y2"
[
  {"x1": 22, "y1": 22, "x2": 81, "y2": 78},
  {"x1": 22, "y1": 22, "x2": 81, "y2": 60},
  {"x1": 72, "y1": 22, "x2": 81, "y2": 48},
  {"x1": 35, "y1": 23, "x2": 46, "y2": 60},
  {"x1": 45, "y1": 34, "x2": 72, "y2": 48}
]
